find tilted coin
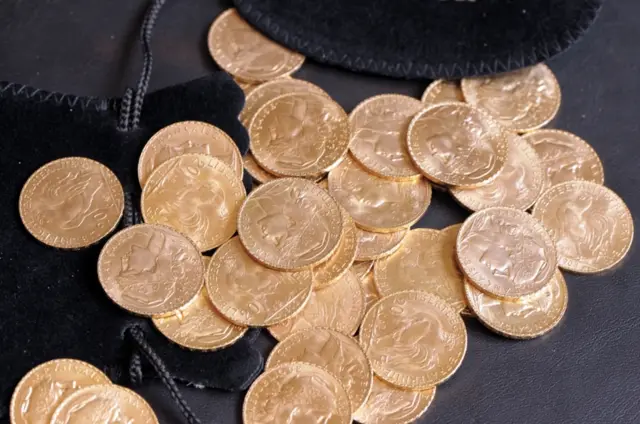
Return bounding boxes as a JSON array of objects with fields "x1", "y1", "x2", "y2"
[
  {"x1": 10, "y1": 359, "x2": 111, "y2": 424},
  {"x1": 141, "y1": 154, "x2": 246, "y2": 251},
  {"x1": 329, "y1": 155, "x2": 432, "y2": 232},
  {"x1": 208, "y1": 8, "x2": 305, "y2": 83},
  {"x1": 359, "y1": 291, "x2": 467, "y2": 389},
  {"x1": 532, "y1": 181, "x2": 634, "y2": 273},
  {"x1": 19, "y1": 157, "x2": 124, "y2": 249},
  {"x1": 313, "y1": 208, "x2": 358, "y2": 289},
  {"x1": 97, "y1": 224, "x2": 204, "y2": 317},
  {"x1": 461, "y1": 63, "x2": 561, "y2": 132},
  {"x1": 238, "y1": 178, "x2": 343, "y2": 270},
  {"x1": 361, "y1": 271, "x2": 380, "y2": 316},
  {"x1": 421, "y1": 79, "x2": 465, "y2": 105},
  {"x1": 243, "y1": 362, "x2": 351, "y2": 424},
  {"x1": 355, "y1": 228, "x2": 409, "y2": 261},
  {"x1": 243, "y1": 152, "x2": 277, "y2": 185},
  {"x1": 456, "y1": 207, "x2": 558, "y2": 299},
  {"x1": 351, "y1": 260, "x2": 374, "y2": 281},
  {"x1": 407, "y1": 102, "x2": 509, "y2": 188}
]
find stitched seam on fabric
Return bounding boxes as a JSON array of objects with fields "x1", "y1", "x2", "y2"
[{"x1": 0, "y1": 81, "x2": 111, "y2": 111}]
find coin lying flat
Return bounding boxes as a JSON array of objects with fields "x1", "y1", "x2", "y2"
[
  {"x1": 19, "y1": 157, "x2": 124, "y2": 249},
  {"x1": 313, "y1": 209, "x2": 358, "y2": 289},
  {"x1": 355, "y1": 228, "x2": 408, "y2": 261},
  {"x1": 532, "y1": 181, "x2": 633, "y2": 273},
  {"x1": 421, "y1": 79, "x2": 465, "y2": 105},
  {"x1": 361, "y1": 271, "x2": 380, "y2": 316},
  {"x1": 407, "y1": 103, "x2": 509, "y2": 188},
  {"x1": 243, "y1": 152, "x2": 277, "y2": 184},
  {"x1": 359, "y1": 291, "x2": 467, "y2": 389},
  {"x1": 456, "y1": 207, "x2": 558, "y2": 299},
  {"x1": 352, "y1": 260, "x2": 374, "y2": 281}
]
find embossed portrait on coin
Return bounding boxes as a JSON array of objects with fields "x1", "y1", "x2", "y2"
[
  {"x1": 365, "y1": 385, "x2": 423, "y2": 422},
  {"x1": 479, "y1": 285, "x2": 555, "y2": 320},
  {"x1": 20, "y1": 378, "x2": 78, "y2": 424},
  {"x1": 533, "y1": 136, "x2": 594, "y2": 185},
  {"x1": 354, "y1": 106, "x2": 413, "y2": 167},
  {"x1": 229, "y1": 27, "x2": 286, "y2": 75},
  {"x1": 172, "y1": 298, "x2": 235, "y2": 343},
  {"x1": 474, "y1": 157, "x2": 528, "y2": 204},
  {"x1": 59, "y1": 395, "x2": 132, "y2": 424}
]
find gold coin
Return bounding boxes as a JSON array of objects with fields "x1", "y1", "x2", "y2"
[
  {"x1": 141, "y1": 154, "x2": 246, "y2": 251},
  {"x1": 359, "y1": 291, "x2": 467, "y2": 389},
  {"x1": 238, "y1": 178, "x2": 343, "y2": 270},
  {"x1": 10, "y1": 359, "x2": 111, "y2": 424},
  {"x1": 407, "y1": 102, "x2": 509, "y2": 188},
  {"x1": 137, "y1": 121, "x2": 243, "y2": 187},
  {"x1": 50, "y1": 384, "x2": 158, "y2": 424},
  {"x1": 235, "y1": 78, "x2": 259, "y2": 96},
  {"x1": 243, "y1": 152, "x2": 277, "y2": 184},
  {"x1": 456, "y1": 207, "x2": 558, "y2": 299},
  {"x1": 451, "y1": 133, "x2": 544, "y2": 211},
  {"x1": 207, "y1": 9, "x2": 305, "y2": 83},
  {"x1": 266, "y1": 328, "x2": 373, "y2": 413},
  {"x1": 19, "y1": 157, "x2": 124, "y2": 249},
  {"x1": 329, "y1": 155, "x2": 431, "y2": 232},
  {"x1": 461, "y1": 64, "x2": 561, "y2": 133},
  {"x1": 361, "y1": 271, "x2": 380, "y2": 316},
  {"x1": 250, "y1": 92, "x2": 350, "y2": 178},
  {"x1": 97, "y1": 223, "x2": 204, "y2": 317},
  {"x1": 355, "y1": 228, "x2": 408, "y2": 261},
  {"x1": 349, "y1": 94, "x2": 423, "y2": 180},
  {"x1": 465, "y1": 269, "x2": 568, "y2": 339},
  {"x1": 316, "y1": 177, "x2": 329, "y2": 191},
  {"x1": 243, "y1": 362, "x2": 352, "y2": 424},
  {"x1": 313, "y1": 208, "x2": 358, "y2": 289},
  {"x1": 532, "y1": 181, "x2": 634, "y2": 273},
  {"x1": 421, "y1": 79, "x2": 465, "y2": 105},
  {"x1": 351, "y1": 260, "x2": 374, "y2": 281},
  {"x1": 269, "y1": 269, "x2": 365, "y2": 341},
  {"x1": 353, "y1": 376, "x2": 436, "y2": 424},
  {"x1": 460, "y1": 306, "x2": 476, "y2": 318}
]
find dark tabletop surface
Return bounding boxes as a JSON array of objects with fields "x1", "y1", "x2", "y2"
[{"x1": 2, "y1": 0, "x2": 640, "y2": 423}]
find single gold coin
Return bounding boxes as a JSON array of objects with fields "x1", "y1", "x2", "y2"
[
  {"x1": 266, "y1": 328, "x2": 373, "y2": 413},
  {"x1": 407, "y1": 102, "x2": 509, "y2": 188},
  {"x1": 359, "y1": 291, "x2": 467, "y2": 389},
  {"x1": 465, "y1": 269, "x2": 568, "y2": 339},
  {"x1": 250, "y1": 92, "x2": 350, "y2": 178},
  {"x1": 329, "y1": 155, "x2": 431, "y2": 232},
  {"x1": 351, "y1": 260, "x2": 374, "y2": 281},
  {"x1": 137, "y1": 121, "x2": 243, "y2": 187},
  {"x1": 313, "y1": 209, "x2": 358, "y2": 289},
  {"x1": 238, "y1": 178, "x2": 343, "y2": 270},
  {"x1": 532, "y1": 181, "x2": 634, "y2": 273},
  {"x1": 10, "y1": 359, "x2": 111, "y2": 424},
  {"x1": 451, "y1": 133, "x2": 544, "y2": 211},
  {"x1": 141, "y1": 154, "x2": 246, "y2": 252},
  {"x1": 348, "y1": 94, "x2": 423, "y2": 180},
  {"x1": 243, "y1": 362, "x2": 351, "y2": 424},
  {"x1": 456, "y1": 207, "x2": 558, "y2": 299},
  {"x1": 421, "y1": 79, "x2": 465, "y2": 105},
  {"x1": 19, "y1": 157, "x2": 124, "y2": 249},
  {"x1": 269, "y1": 269, "x2": 365, "y2": 341},
  {"x1": 50, "y1": 384, "x2": 158, "y2": 424},
  {"x1": 97, "y1": 224, "x2": 204, "y2": 317},
  {"x1": 208, "y1": 8, "x2": 305, "y2": 83},
  {"x1": 461, "y1": 63, "x2": 561, "y2": 133},
  {"x1": 353, "y1": 376, "x2": 436, "y2": 424},
  {"x1": 355, "y1": 228, "x2": 408, "y2": 261},
  {"x1": 243, "y1": 152, "x2": 277, "y2": 184},
  {"x1": 361, "y1": 271, "x2": 380, "y2": 316},
  {"x1": 206, "y1": 236, "x2": 313, "y2": 326}
]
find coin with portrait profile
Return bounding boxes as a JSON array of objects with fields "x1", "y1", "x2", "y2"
[
  {"x1": 351, "y1": 260, "x2": 374, "y2": 281},
  {"x1": 361, "y1": 271, "x2": 380, "y2": 316},
  {"x1": 355, "y1": 228, "x2": 409, "y2": 261},
  {"x1": 243, "y1": 152, "x2": 276, "y2": 185},
  {"x1": 421, "y1": 79, "x2": 465, "y2": 105},
  {"x1": 313, "y1": 208, "x2": 358, "y2": 289}
]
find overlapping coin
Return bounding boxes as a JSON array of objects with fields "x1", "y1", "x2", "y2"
[
  {"x1": 422, "y1": 79, "x2": 465, "y2": 105},
  {"x1": 313, "y1": 208, "x2": 358, "y2": 289},
  {"x1": 355, "y1": 228, "x2": 409, "y2": 261}
]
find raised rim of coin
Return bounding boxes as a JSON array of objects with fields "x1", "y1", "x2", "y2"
[
  {"x1": 243, "y1": 152, "x2": 277, "y2": 184},
  {"x1": 313, "y1": 209, "x2": 358, "y2": 289},
  {"x1": 421, "y1": 79, "x2": 465, "y2": 105},
  {"x1": 355, "y1": 228, "x2": 408, "y2": 261}
]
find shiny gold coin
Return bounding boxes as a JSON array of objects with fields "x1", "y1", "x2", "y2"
[
  {"x1": 137, "y1": 120, "x2": 243, "y2": 187},
  {"x1": 460, "y1": 306, "x2": 476, "y2": 318},
  {"x1": 421, "y1": 79, "x2": 465, "y2": 105},
  {"x1": 243, "y1": 362, "x2": 351, "y2": 424},
  {"x1": 314, "y1": 208, "x2": 358, "y2": 289},
  {"x1": 235, "y1": 78, "x2": 259, "y2": 96},
  {"x1": 355, "y1": 228, "x2": 409, "y2": 261},
  {"x1": 361, "y1": 271, "x2": 380, "y2": 316},
  {"x1": 243, "y1": 152, "x2": 277, "y2": 184},
  {"x1": 465, "y1": 269, "x2": 568, "y2": 339},
  {"x1": 329, "y1": 155, "x2": 431, "y2": 232},
  {"x1": 208, "y1": 9, "x2": 305, "y2": 83},
  {"x1": 359, "y1": 291, "x2": 467, "y2": 389},
  {"x1": 238, "y1": 178, "x2": 343, "y2": 270},
  {"x1": 349, "y1": 94, "x2": 423, "y2": 180},
  {"x1": 532, "y1": 181, "x2": 634, "y2": 273},
  {"x1": 456, "y1": 207, "x2": 558, "y2": 299},
  {"x1": 266, "y1": 328, "x2": 373, "y2": 413},
  {"x1": 250, "y1": 92, "x2": 350, "y2": 178},
  {"x1": 97, "y1": 223, "x2": 204, "y2": 317},
  {"x1": 351, "y1": 260, "x2": 374, "y2": 281},
  {"x1": 19, "y1": 157, "x2": 124, "y2": 249},
  {"x1": 141, "y1": 154, "x2": 246, "y2": 252},
  {"x1": 461, "y1": 63, "x2": 561, "y2": 133},
  {"x1": 317, "y1": 177, "x2": 329, "y2": 191},
  {"x1": 10, "y1": 359, "x2": 111, "y2": 424},
  {"x1": 407, "y1": 102, "x2": 509, "y2": 188}
]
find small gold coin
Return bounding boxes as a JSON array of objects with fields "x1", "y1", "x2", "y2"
[
  {"x1": 461, "y1": 63, "x2": 561, "y2": 133},
  {"x1": 313, "y1": 209, "x2": 358, "y2": 289},
  {"x1": 243, "y1": 152, "x2": 277, "y2": 184},
  {"x1": 97, "y1": 224, "x2": 204, "y2": 317},
  {"x1": 250, "y1": 92, "x2": 350, "y2": 178},
  {"x1": 532, "y1": 181, "x2": 634, "y2": 273},
  {"x1": 456, "y1": 207, "x2": 558, "y2": 299},
  {"x1": 351, "y1": 260, "x2": 374, "y2": 281},
  {"x1": 421, "y1": 79, "x2": 465, "y2": 105},
  {"x1": 208, "y1": 8, "x2": 305, "y2": 83},
  {"x1": 361, "y1": 271, "x2": 380, "y2": 316},
  {"x1": 238, "y1": 178, "x2": 343, "y2": 270},
  {"x1": 407, "y1": 102, "x2": 509, "y2": 188},
  {"x1": 359, "y1": 291, "x2": 467, "y2": 389},
  {"x1": 141, "y1": 154, "x2": 246, "y2": 251},
  {"x1": 355, "y1": 228, "x2": 408, "y2": 261},
  {"x1": 266, "y1": 328, "x2": 373, "y2": 413},
  {"x1": 329, "y1": 155, "x2": 431, "y2": 232},
  {"x1": 465, "y1": 269, "x2": 568, "y2": 339},
  {"x1": 10, "y1": 359, "x2": 111, "y2": 424},
  {"x1": 348, "y1": 94, "x2": 423, "y2": 180},
  {"x1": 137, "y1": 121, "x2": 243, "y2": 187},
  {"x1": 243, "y1": 362, "x2": 351, "y2": 424},
  {"x1": 19, "y1": 157, "x2": 124, "y2": 249}
]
